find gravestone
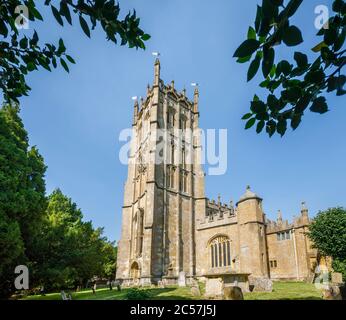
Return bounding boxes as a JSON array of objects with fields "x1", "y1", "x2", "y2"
[
  {"x1": 158, "y1": 280, "x2": 165, "y2": 289},
  {"x1": 205, "y1": 277, "x2": 223, "y2": 298},
  {"x1": 223, "y1": 286, "x2": 244, "y2": 300},
  {"x1": 322, "y1": 285, "x2": 342, "y2": 300},
  {"x1": 249, "y1": 276, "x2": 273, "y2": 292},
  {"x1": 178, "y1": 271, "x2": 186, "y2": 287},
  {"x1": 191, "y1": 286, "x2": 201, "y2": 297},
  {"x1": 331, "y1": 272, "x2": 344, "y2": 285}
]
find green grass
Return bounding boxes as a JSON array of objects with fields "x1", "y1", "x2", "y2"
[
  {"x1": 22, "y1": 285, "x2": 204, "y2": 301},
  {"x1": 21, "y1": 281, "x2": 322, "y2": 300},
  {"x1": 244, "y1": 281, "x2": 322, "y2": 300}
]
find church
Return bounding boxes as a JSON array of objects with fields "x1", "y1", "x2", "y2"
[{"x1": 116, "y1": 59, "x2": 318, "y2": 286}]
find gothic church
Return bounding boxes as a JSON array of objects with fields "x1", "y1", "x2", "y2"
[{"x1": 116, "y1": 60, "x2": 317, "y2": 285}]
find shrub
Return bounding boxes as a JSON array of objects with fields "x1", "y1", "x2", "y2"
[{"x1": 125, "y1": 288, "x2": 151, "y2": 300}]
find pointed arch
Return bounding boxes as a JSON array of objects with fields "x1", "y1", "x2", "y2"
[{"x1": 207, "y1": 234, "x2": 231, "y2": 269}]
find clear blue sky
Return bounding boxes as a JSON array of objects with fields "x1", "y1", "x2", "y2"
[{"x1": 19, "y1": 0, "x2": 345, "y2": 242}]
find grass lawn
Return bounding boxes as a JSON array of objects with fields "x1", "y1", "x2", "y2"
[
  {"x1": 244, "y1": 281, "x2": 322, "y2": 300},
  {"x1": 21, "y1": 281, "x2": 322, "y2": 300}
]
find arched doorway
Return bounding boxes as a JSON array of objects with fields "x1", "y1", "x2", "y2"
[{"x1": 130, "y1": 262, "x2": 140, "y2": 279}]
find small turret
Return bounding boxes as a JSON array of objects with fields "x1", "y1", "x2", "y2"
[
  {"x1": 237, "y1": 185, "x2": 269, "y2": 277},
  {"x1": 193, "y1": 87, "x2": 199, "y2": 113},
  {"x1": 277, "y1": 210, "x2": 283, "y2": 224},
  {"x1": 229, "y1": 200, "x2": 235, "y2": 216},
  {"x1": 154, "y1": 58, "x2": 160, "y2": 86},
  {"x1": 301, "y1": 201, "x2": 308, "y2": 217},
  {"x1": 133, "y1": 99, "x2": 139, "y2": 125}
]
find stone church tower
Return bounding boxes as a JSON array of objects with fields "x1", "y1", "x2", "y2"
[
  {"x1": 116, "y1": 60, "x2": 318, "y2": 286},
  {"x1": 116, "y1": 59, "x2": 205, "y2": 285}
]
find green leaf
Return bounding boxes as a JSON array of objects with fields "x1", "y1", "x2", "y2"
[
  {"x1": 237, "y1": 55, "x2": 252, "y2": 63},
  {"x1": 60, "y1": 1, "x2": 72, "y2": 25},
  {"x1": 276, "y1": 60, "x2": 292, "y2": 76},
  {"x1": 283, "y1": 0, "x2": 303, "y2": 18},
  {"x1": 66, "y1": 55, "x2": 76, "y2": 64},
  {"x1": 291, "y1": 114, "x2": 302, "y2": 130},
  {"x1": 294, "y1": 52, "x2": 308, "y2": 69},
  {"x1": 311, "y1": 41, "x2": 327, "y2": 53},
  {"x1": 51, "y1": 5, "x2": 64, "y2": 26},
  {"x1": 19, "y1": 37, "x2": 28, "y2": 49},
  {"x1": 141, "y1": 34, "x2": 151, "y2": 41},
  {"x1": 282, "y1": 26, "x2": 303, "y2": 46},
  {"x1": 310, "y1": 97, "x2": 328, "y2": 114},
  {"x1": 262, "y1": 47, "x2": 274, "y2": 77},
  {"x1": 266, "y1": 120, "x2": 276, "y2": 137},
  {"x1": 333, "y1": 0, "x2": 345, "y2": 13},
  {"x1": 334, "y1": 28, "x2": 346, "y2": 52},
  {"x1": 60, "y1": 58, "x2": 69, "y2": 73},
  {"x1": 255, "y1": 5, "x2": 262, "y2": 33},
  {"x1": 267, "y1": 94, "x2": 279, "y2": 111},
  {"x1": 58, "y1": 38, "x2": 66, "y2": 54},
  {"x1": 247, "y1": 55, "x2": 261, "y2": 81},
  {"x1": 256, "y1": 120, "x2": 265, "y2": 133},
  {"x1": 277, "y1": 119, "x2": 287, "y2": 136},
  {"x1": 324, "y1": 28, "x2": 337, "y2": 46},
  {"x1": 271, "y1": 0, "x2": 283, "y2": 5},
  {"x1": 79, "y1": 15, "x2": 91, "y2": 38},
  {"x1": 251, "y1": 100, "x2": 266, "y2": 113},
  {"x1": 245, "y1": 118, "x2": 256, "y2": 129},
  {"x1": 262, "y1": 0, "x2": 277, "y2": 18},
  {"x1": 247, "y1": 27, "x2": 256, "y2": 40},
  {"x1": 0, "y1": 18, "x2": 8, "y2": 37},
  {"x1": 233, "y1": 39, "x2": 261, "y2": 58},
  {"x1": 258, "y1": 17, "x2": 271, "y2": 37},
  {"x1": 282, "y1": 87, "x2": 301, "y2": 103},
  {"x1": 295, "y1": 94, "x2": 311, "y2": 113},
  {"x1": 242, "y1": 113, "x2": 253, "y2": 120}
]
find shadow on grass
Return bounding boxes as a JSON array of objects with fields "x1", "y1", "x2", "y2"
[{"x1": 146, "y1": 288, "x2": 193, "y2": 300}]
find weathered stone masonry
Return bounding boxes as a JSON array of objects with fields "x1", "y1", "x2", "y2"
[{"x1": 116, "y1": 60, "x2": 317, "y2": 285}]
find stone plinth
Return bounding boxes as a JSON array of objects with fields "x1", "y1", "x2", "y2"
[{"x1": 203, "y1": 271, "x2": 250, "y2": 299}]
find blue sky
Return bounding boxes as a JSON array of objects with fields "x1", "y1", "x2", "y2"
[{"x1": 18, "y1": 0, "x2": 345, "y2": 242}]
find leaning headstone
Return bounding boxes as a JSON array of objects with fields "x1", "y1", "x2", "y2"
[
  {"x1": 178, "y1": 271, "x2": 186, "y2": 287},
  {"x1": 331, "y1": 272, "x2": 344, "y2": 285},
  {"x1": 249, "y1": 277, "x2": 273, "y2": 292},
  {"x1": 191, "y1": 286, "x2": 201, "y2": 297},
  {"x1": 223, "y1": 286, "x2": 244, "y2": 300}
]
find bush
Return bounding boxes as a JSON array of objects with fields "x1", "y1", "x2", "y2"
[
  {"x1": 332, "y1": 259, "x2": 346, "y2": 282},
  {"x1": 125, "y1": 288, "x2": 151, "y2": 300}
]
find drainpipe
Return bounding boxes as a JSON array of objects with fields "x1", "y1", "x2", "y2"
[{"x1": 292, "y1": 228, "x2": 299, "y2": 280}]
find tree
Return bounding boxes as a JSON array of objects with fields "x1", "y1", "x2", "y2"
[
  {"x1": 0, "y1": 1, "x2": 150, "y2": 103},
  {"x1": 0, "y1": 104, "x2": 47, "y2": 298},
  {"x1": 234, "y1": 0, "x2": 345, "y2": 137},
  {"x1": 101, "y1": 242, "x2": 117, "y2": 282},
  {"x1": 308, "y1": 207, "x2": 346, "y2": 280},
  {"x1": 36, "y1": 189, "x2": 116, "y2": 291}
]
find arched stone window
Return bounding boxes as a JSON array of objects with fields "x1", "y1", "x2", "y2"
[
  {"x1": 134, "y1": 210, "x2": 144, "y2": 257},
  {"x1": 209, "y1": 235, "x2": 231, "y2": 268}
]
